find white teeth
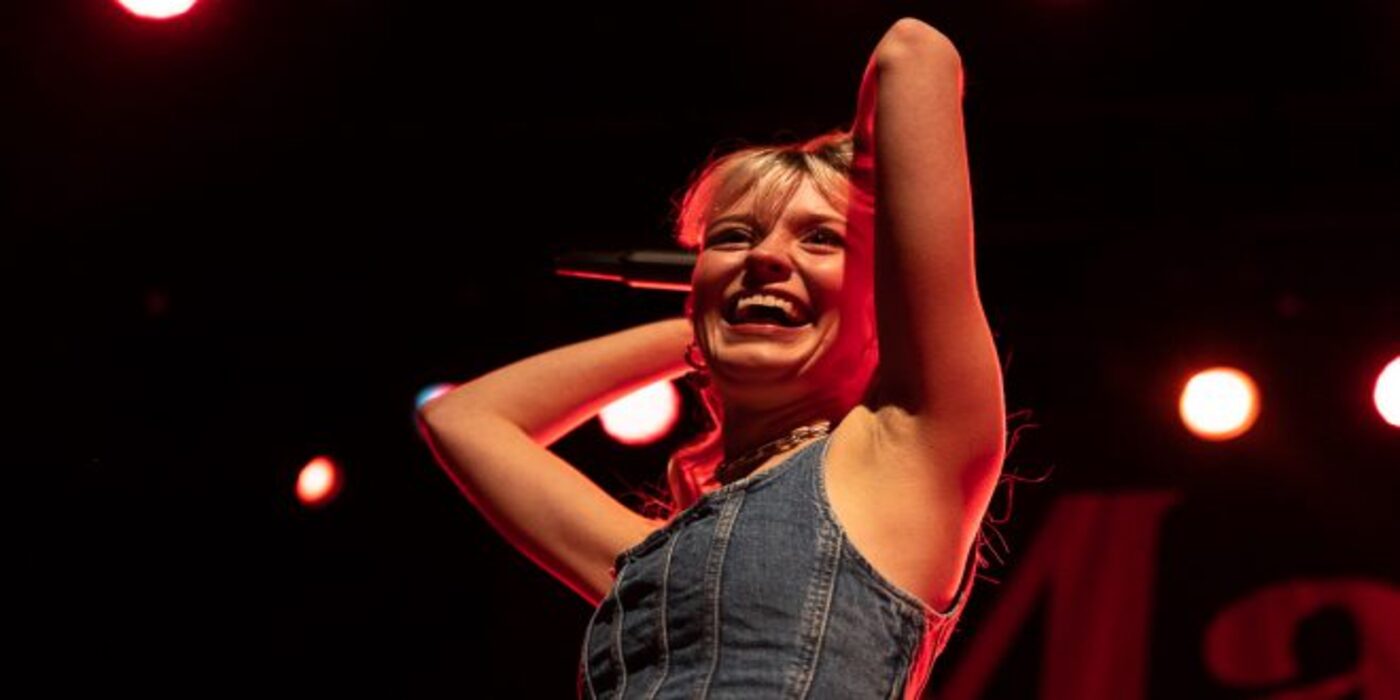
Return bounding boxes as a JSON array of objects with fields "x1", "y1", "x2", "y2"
[{"x1": 734, "y1": 294, "x2": 803, "y2": 322}]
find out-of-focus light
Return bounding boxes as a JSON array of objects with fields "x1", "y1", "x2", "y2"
[
  {"x1": 296, "y1": 456, "x2": 343, "y2": 508},
  {"x1": 416, "y1": 383, "x2": 455, "y2": 411},
  {"x1": 1179, "y1": 367, "x2": 1260, "y2": 441},
  {"x1": 1375, "y1": 356, "x2": 1400, "y2": 427},
  {"x1": 116, "y1": 0, "x2": 198, "y2": 20},
  {"x1": 600, "y1": 380, "x2": 681, "y2": 446}
]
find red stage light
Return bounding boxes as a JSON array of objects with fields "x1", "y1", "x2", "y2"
[
  {"x1": 1179, "y1": 367, "x2": 1260, "y2": 441},
  {"x1": 296, "y1": 455, "x2": 343, "y2": 508},
  {"x1": 115, "y1": 0, "x2": 197, "y2": 20},
  {"x1": 1375, "y1": 356, "x2": 1400, "y2": 428},
  {"x1": 599, "y1": 380, "x2": 681, "y2": 446}
]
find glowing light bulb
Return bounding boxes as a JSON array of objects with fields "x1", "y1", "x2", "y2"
[
  {"x1": 1375, "y1": 356, "x2": 1400, "y2": 428},
  {"x1": 116, "y1": 0, "x2": 198, "y2": 20},
  {"x1": 296, "y1": 456, "x2": 343, "y2": 508},
  {"x1": 1179, "y1": 367, "x2": 1260, "y2": 441},
  {"x1": 600, "y1": 380, "x2": 681, "y2": 446}
]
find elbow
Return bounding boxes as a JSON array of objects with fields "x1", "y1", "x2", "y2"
[
  {"x1": 876, "y1": 18, "x2": 961, "y2": 70},
  {"x1": 415, "y1": 400, "x2": 451, "y2": 444},
  {"x1": 416, "y1": 381, "x2": 479, "y2": 432},
  {"x1": 415, "y1": 388, "x2": 454, "y2": 427}
]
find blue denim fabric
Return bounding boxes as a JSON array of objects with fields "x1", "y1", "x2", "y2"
[{"x1": 580, "y1": 434, "x2": 976, "y2": 699}]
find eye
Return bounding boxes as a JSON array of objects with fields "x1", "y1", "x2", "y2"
[
  {"x1": 804, "y1": 227, "x2": 845, "y2": 247},
  {"x1": 704, "y1": 228, "x2": 754, "y2": 249}
]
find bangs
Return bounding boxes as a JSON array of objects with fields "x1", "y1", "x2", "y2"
[
  {"x1": 708, "y1": 156, "x2": 807, "y2": 238},
  {"x1": 676, "y1": 139, "x2": 853, "y2": 250}
]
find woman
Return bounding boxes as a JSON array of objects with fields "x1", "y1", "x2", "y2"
[{"x1": 417, "y1": 18, "x2": 1004, "y2": 698}]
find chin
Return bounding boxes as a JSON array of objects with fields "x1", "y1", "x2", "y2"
[
  {"x1": 708, "y1": 319, "x2": 837, "y2": 384},
  {"x1": 711, "y1": 347, "x2": 803, "y2": 383}
]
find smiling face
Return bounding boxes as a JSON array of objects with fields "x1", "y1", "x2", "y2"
[{"x1": 688, "y1": 170, "x2": 876, "y2": 410}]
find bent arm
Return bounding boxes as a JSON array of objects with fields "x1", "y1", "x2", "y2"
[
  {"x1": 853, "y1": 20, "x2": 1005, "y2": 501},
  {"x1": 417, "y1": 317, "x2": 692, "y2": 605},
  {"x1": 422, "y1": 317, "x2": 694, "y2": 447}
]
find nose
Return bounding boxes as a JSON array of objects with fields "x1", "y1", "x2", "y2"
[{"x1": 744, "y1": 237, "x2": 792, "y2": 282}]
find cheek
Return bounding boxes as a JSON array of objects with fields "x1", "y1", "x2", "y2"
[
  {"x1": 809, "y1": 261, "x2": 852, "y2": 309},
  {"x1": 690, "y1": 256, "x2": 733, "y2": 311},
  {"x1": 690, "y1": 251, "x2": 718, "y2": 279}
]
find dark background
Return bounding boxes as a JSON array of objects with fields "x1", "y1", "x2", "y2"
[{"x1": 9, "y1": 0, "x2": 1397, "y2": 696}]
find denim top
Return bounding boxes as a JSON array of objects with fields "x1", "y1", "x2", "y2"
[{"x1": 579, "y1": 433, "x2": 976, "y2": 699}]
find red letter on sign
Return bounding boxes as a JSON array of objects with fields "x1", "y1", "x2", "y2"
[
  {"x1": 940, "y1": 492, "x2": 1181, "y2": 700},
  {"x1": 1204, "y1": 579, "x2": 1400, "y2": 699}
]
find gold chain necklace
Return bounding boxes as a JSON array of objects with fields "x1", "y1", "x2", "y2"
[{"x1": 715, "y1": 419, "x2": 832, "y2": 484}]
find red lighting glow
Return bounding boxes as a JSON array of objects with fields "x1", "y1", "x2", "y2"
[
  {"x1": 599, "y1": 380, "x2": 681, "y2": 446},
  {"x1": 1179, "y1": 367, "x2": 1260, "y2": 441},
  {"x1": 1375, "y1": 356, "x2": 1400, "y2": 427},
  {"x1": 116, "y1": 0, "x2": 198, "y2": 20},
  {"x1": 296, "y1": 456, "x2": 343, "y2": 508}
]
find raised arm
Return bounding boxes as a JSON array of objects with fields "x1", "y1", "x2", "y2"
[
  {"x1": 852, "y1": 20, "x2": 1005, "y2": 507},
  {"x1": 416, "y1": 318, "x2": 691, "y2": 605}
]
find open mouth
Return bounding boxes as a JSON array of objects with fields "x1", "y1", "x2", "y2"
[{"x1": 723, "y1": 292, "x2": 812, "y2": 328}]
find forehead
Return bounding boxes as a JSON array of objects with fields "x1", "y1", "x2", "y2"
[{"x1": 708, "y1": 176, "x2": 847, "y2": 227}]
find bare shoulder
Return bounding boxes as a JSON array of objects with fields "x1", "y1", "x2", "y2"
[
  {"x1": 822, "y1": 407, "x2": 978, "y2": 611},
  {"x1": 826, "y1": 404, "x2": 964, "y2": 495}
]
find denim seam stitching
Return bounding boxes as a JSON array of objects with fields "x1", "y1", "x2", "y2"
[
  {"x1": 810, "y1": 433, "x2": 956, "y2": 621},
  {"x1": 695, "y1": 492, "x2": 745, "y2": 699},
  {"x1": 612, "y1": 563, "x2": 629, "y2": 698},
  {"x1": 782, "y1": 512, "x2": 842, "y2": 699},
  {"x1": 581, "y1": 581, "x2": 611, "y2": 700},
  {"x1": 616, "y1": 437, "x2": 823, "y2": 561},
  {"x1": 643, "y1": 535, "x2": 680, "y2": 700}
]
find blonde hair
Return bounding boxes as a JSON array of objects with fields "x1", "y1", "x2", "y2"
[{"x1": 659, "y1": 129, "x2": 856, "y2": 516}]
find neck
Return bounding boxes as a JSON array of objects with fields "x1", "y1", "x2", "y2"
[{"x1": 717, "y1": 391, "x2": 847, "y2": 462}]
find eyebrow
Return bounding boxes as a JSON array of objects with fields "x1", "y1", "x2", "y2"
[
  {"x1": 705, "y1": 211, "x2": 847, "y2": 234},
  {"x1": 706, "y1": 214, "x2": 757, "y2": 231},
  {"x1": 787, "y1": 211, "x2": 847, "y2": 230}
]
